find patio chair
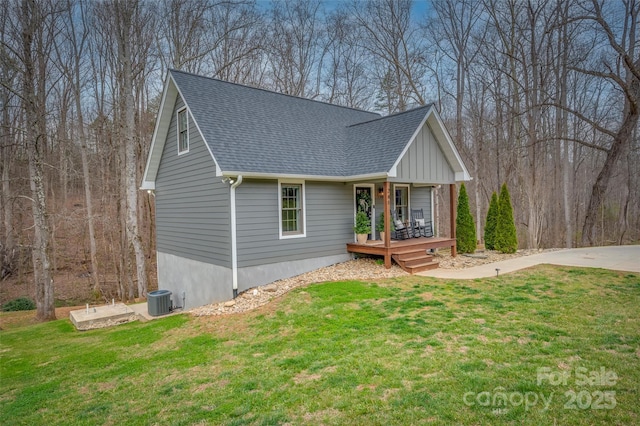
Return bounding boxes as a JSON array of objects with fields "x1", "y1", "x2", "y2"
[
  {"x1": 410, "y1": 208, "x2": 433, "y2": 238},
  {"x1": 391, "y1": 210, "x2": 411, "y2": 240}
]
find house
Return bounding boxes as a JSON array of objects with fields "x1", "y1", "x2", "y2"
[{"x1": 141, "y1": 70, "x2": 471, "y2": 310}]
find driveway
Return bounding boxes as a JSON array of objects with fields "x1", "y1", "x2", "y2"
[{"x1": 418, "y1": 245, "x2": 640, "y2": 279}]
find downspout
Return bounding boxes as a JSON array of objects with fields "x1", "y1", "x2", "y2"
[{"x1": 230, "y1": 175, "x2": 243, "y2": 298}]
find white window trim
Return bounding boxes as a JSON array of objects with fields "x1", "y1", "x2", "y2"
[
  {"x1": 177, "y1": 106, "x2": 189, "y2": 155},
  {"x1": 393, "y1": 184, "x2": 411, "y2": 221},
  {"x1": 353, "y1": 184, "x2": 375, "y2": 240},
  {"x1": 278, "y1": 180, "x2": 306, "y2": 239}
]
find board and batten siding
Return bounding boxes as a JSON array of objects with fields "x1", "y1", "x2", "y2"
[
  {"x1": 235, "y1": 180, "x2": 353, "y2": 268},
  {"x1": 392, "y1": 123, "x2": 455, "y2": 184},
  {"x1": 410, "y1": 186, "x2": 432, "y2": 224},
  {"x1": 155, "y1": 96, "x2": 231, "y2": 268}
]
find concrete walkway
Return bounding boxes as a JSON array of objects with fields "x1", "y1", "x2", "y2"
[{"x1": 418, "y1": 245, "x2": 640, "y2": 279}]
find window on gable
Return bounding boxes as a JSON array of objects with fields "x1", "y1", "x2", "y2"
[
  {"x1": 280, "y1": 182, "x2": 305, "y2": 238},
  {"x1": 177, "y1": 108, "x2": 189, "y2": 154}
]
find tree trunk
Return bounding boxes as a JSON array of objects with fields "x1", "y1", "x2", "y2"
[
  {"x1": 617, "y1": 146, "x2": 631, "y2": 245},
  {"x1": 115, "y1": 0, "x2": 148, "y2": 299},
  {"x1": 562, "y1": 139, "x2": 572, "y2": 248},
  {"x1": 581, "y1": 108, "x2": 639, "y2": 246},
  {"x1": 21, "y1": 0, "x2": 55, "y2": 321},
  {"x1": 79, "y1": 128, "x2": 100, "y2": 292},
  {"x1": 65, "y1": 0, "x2": 101, "y2": 294},
  {"x1": 1, "y1": 91, "x2": 13, "y2": 252},
  {"x1": 580, "y1": 0, "x2": 640, "y2": 246}
]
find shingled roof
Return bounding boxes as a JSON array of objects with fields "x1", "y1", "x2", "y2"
[{"x1": 142, "y1": 69, "x2": 470, "y2": 187}]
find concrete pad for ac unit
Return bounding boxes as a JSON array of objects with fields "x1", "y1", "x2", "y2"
[
  {"x1": 69, "y1": 302, "x2": 179, "y2": 331},
  {"x1": 69, "y1": 303, "x2": 139, "y2": 331}
]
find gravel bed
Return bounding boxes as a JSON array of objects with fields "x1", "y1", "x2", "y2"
[
  {"x1": 190, "y1": 248, "x2": 560, "y2": 317},
  {"x1": 436, "y1": 248, "x2": 561, "y2": 269},
  {"x1": 190, "y1": 258, "x2": 406, "y2": 317}
]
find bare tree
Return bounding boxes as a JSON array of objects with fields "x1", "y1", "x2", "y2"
[
  {"x1": 554, "y1": 0, "x2": 574, "y2": 248},
  {"x1": 156, "y1": 0, "x2": 213, "y2": 75},
  {"x1": 156, "y1": 0, "x2": 266, "y2": 84},
  {"x1": 1, "y1": 9, "x2": 17, "y2": 274},
  {"x1": 208, "y1": 0, "x2": 266, "y2": 85},
  {"x1": 15, "y1": 0, "x2": 58, "y2": 320},
  {"x1": 266, "y1": 0, "x2": 326, "y2": 97},
  {"x1": 55, "y1": 0, "x2": 100, "y2": 293},
  {"x1": 96, "y1": 0, "x2": 151, "y2": 300},
  {"x1": 429, "y1": 0, "x2": 482, "y2": 146},
  {"x1": 429, "y1": 0, "x2": 483, "y2": 238},
  {"x1": 573, "y1": 0, "x2": 640, "y2": 246},
  {"x1": 322, "y1": 9, "x2": 374, "y2": 109},
  {"x1": 351, "y1": 0, "x2": 427, "y2": 112}
]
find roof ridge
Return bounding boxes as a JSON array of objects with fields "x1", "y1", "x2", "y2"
[
  {"x1": 346, "y1": 103, "x2": 434, "y2": 128},
  {"x1": 169, "y1": 69, "x2": 381, "y2": 117}
]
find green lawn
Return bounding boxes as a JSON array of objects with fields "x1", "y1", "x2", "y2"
[{"x1": 1, "y1": 265, "x2": 639, "y2": 425}]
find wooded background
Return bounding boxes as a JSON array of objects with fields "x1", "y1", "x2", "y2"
[{"x1": 1, "y1": 0, "x2": 638, "y2": 319}]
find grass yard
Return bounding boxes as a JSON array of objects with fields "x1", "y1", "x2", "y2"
[{"x1": 1, "y1": 265, "x2": 639, "y2": 425}]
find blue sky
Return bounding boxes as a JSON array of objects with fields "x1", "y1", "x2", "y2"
[{"x1": 256, "y1": 0, "x2": 432, "y2": 21}]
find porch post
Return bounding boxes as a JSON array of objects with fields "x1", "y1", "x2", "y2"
[
  {"x1": 450, "y1": 183, "x2": 457, "y2": 257},
  {"x1": 383, "y1": 181, "x2": 391, "y2": 268}
]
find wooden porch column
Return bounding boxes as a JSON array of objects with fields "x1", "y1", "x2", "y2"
[
  {"x1": 450, "y1": 183, "x2": 457, "y2": 257},
  {"x1": 383, "y1": 181, "x2": 391, "y2": 268}
]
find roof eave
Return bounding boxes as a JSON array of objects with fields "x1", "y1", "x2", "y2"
[
  {"x1": 140, "y1": 73, "x2": 177, "y2": 187},
  {"x1": 426, "y1": 110, "x2": 472, "y2": 182},
  {"x1": 220, "y1": 171, "x2": 390, "y2": 182},
  {"x1": 140, "y1": 181, "x2": 155, "y2": 190}
]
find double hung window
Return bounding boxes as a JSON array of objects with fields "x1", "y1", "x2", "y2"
[{"x1": 280, "y1": 182, "x2": 305, "y2": 238}]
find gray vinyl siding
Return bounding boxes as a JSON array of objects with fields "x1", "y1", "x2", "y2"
[
  {"x1": 392, "y1": 124, "x2": 455, "y2": 184},
  {"x1": 410, "y1": 186, "x2": 432, "y2": 223},
  {"x1": 236, "y1": 180, "x2": 353, "y2": 268},
  {"x1": 155, "y1": 96, "x2": 231, "y2": 267}
]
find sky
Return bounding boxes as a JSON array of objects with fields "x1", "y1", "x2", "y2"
[{"x1": 255, "y1": 0, "x2": 432, "y2": 21}]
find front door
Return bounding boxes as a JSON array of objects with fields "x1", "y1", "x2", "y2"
[{"x1": 354, "y1": 185, "x2": 375, "y2": 240}]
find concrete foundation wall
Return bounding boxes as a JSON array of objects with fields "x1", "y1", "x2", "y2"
[
  {"x1": 237, "y1": 253, "x2": 352, "y2": 293},
  {"x1": 158, "y1": 251, "x2": 352, "y2": 309},
  {"x1": 157, "y1": 251, "x2": 233, "y2": 310}
]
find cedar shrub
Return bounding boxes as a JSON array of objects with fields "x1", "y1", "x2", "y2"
[
  {"x1": 484, "y1": 191, "x2": 499, "y2": 250},
  {"x1": 495, "y1": 183, "x2": 518, "y2": 253},
  {"x1": 456, "y1": 183, "x2": 477, "y2": 254}
]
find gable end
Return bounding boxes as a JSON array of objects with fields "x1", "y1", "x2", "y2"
[
  {"x1": 389, "y1": 107, "x2": 471, "y2": 183},
  {"x1": 141, "y1": 73, "x2": 222, "y2": 190}
]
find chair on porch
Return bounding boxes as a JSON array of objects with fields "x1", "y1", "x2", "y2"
[
  {"x1": 410, "y1": 208, "x2": 433, "y2": 238},
  {"x1": 391, "y1": 210, "x2": 411, "y2": 240}
]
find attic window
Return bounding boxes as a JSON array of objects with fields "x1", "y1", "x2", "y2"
[
  {"x1": 177, "y1": 107, "x2": 189, "y2": 154},
  {"x1": 279, "y1": 181, "x2": 306, "y2": 238}
]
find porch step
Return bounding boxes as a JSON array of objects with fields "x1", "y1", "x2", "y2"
[
  {"x1": 393, "y1": 250, "x2": 433, "y2": 263},
  {"x1": 392, "y1": 251, "x2": 439, "y2": 274},
  {"x1": 391, "y1": 243, "x2": 430, "y2": 255},
  {"x1": 406, "y1": 260, "x2": 440, "y2": 273}
]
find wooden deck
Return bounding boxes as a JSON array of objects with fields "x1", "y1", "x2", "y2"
[{"x1": 346, "y1": 237, "x2": 456, "y2": 274}]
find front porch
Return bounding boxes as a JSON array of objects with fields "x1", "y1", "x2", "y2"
[
  {"x1": 347, "y1": 181, "x2": 458, "y2": 273},
  {"x1": 346, "y1": 236, "x2": 456, "y2": 274}
]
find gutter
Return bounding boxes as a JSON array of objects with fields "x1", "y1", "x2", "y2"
[
  {"x1": 229, "y1": 175, "x2": 243, "y2": 298},
  {"x1": 220, "y1": 171, "x2": 389, "y2": 182}
]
